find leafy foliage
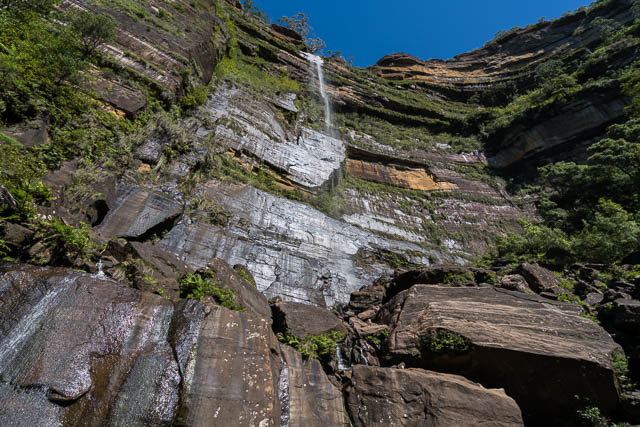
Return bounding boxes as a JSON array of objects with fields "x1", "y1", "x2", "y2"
[
  {"x1": 180, "y1": 270, "x2": 246, "y2": 311},
  {"x1": 421, "y1": 329, "x2": 471, "y2": 355},
  {"x1": 277, "y1": 330, "x2": 345, "y2": 361},
  {"x1": 277, "y1": 12, "x2": 325, "y2": 53},
  {"x1": 65, "y1": 8, "x2": 116, "y2": 58},
  {"x1": 35, "y1": 218, "x2": 98, "y2": 261}
]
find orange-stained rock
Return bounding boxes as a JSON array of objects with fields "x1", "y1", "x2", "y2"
[{"x1": 347, "y1": 159, "x2": 456, "y2": 191}]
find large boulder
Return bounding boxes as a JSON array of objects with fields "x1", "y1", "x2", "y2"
[
  {"x1": 377, "y1": 285, "x2": 622, "y2": 424},
  {"x1": 272, "y1": 300, "x2": 347, "y2": 339},
  {"x1": 0, "y1": 264, "x2": 336, "y2": 426},
  {"x1": 173, "y1": 304, "x2": 283, "y2": 426},
  {"x1": 518, "y1": 263, "x2": 561, "y2": 294},
  {"x1": 96, "y1": 184, "x2": 182, "y2": 239},
  {"x1": 280, "y1": 345, "x2": 347, "y2": 426},
  {"x1": 345, "y1": 365, "x2": 524, "y2": 426}
]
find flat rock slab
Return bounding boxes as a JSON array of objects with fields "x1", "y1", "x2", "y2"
[
  {"x1": 176, "y1": 305, "x2": 282, "y2": 427},
  {"x1": 346, "y1": 365, "x2": 524, "y2": 427},
  {"x1": 378, "y1": 285, "x2": 622, "y2": 423},
  {"x1": 272, "y1": 301, "x2": 347, "y2": 339},
  {"x1": 280, "y1": 345, "x2": 347, "y2": 427},
  {"x1": 96, "y1": 184, "x2": 182, "y2": 239}
]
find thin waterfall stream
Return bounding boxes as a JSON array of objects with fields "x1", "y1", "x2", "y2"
[{"x1": 302, "y1": 52, "x2": 332, "y2": 133}]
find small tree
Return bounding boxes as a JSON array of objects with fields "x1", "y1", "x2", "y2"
[
  {"x1": 278, "y1": 12, "x2": 326, "y2": 54},
  {"x1": 66, "y1": 9, "x2": 116, "y2": 58},
  {"x1": 243, "y1": 0, "x2": 269, "y2": 23}
]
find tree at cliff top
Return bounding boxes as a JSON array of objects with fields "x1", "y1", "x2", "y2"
[{"x1": 277, "y1": 12, "x2": 326, "y2": 54}]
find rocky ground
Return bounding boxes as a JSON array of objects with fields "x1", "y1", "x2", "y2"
[{"x1": 2, "y1": 0, "x2": 640, "y2": 425}]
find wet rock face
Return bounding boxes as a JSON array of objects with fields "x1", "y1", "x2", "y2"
[
  {"x1": 0, "y1": 265, "x2": 343, "y2": 426},
  {"x1": 378, "y1": 285, "x2": 621, "y2": 423},
  {"x1": 346, "y1": 366, "x2": 524, "y2": 426},
  {"x1": 0, "y1": 265, "x2": 179, "y2": 425},
  {"x1": 280, "y1": 346, "x2": 347, "y2": 427},
  {"x1": 159, "y1": 181, "x2": 445, "y2": 307},
  {"x1": 175, "y1": 305, "x2": 282, "y2": 426},
  {"x1": 201, "y1": 85, "x2": 345, "y2": 189}
]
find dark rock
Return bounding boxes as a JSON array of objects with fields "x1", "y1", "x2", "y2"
[
  {"x1": 575, "y1": 280, "x2": 602, "y2": 298},
  {"x1": 233, "y1": 264, "x2": 256, "y2": 286},
  {"x1": 622, "y1": 251, "x2": 640, "y2": 265},
  {"x1": 174, "y1": 305, "x2": 282, "y2": 426},
  {"x1": 387, "y1": 265, "x2": 476, "y2": 300},
  {"x1": 345, "y1": 366, "x2": 524, "y2": 426},
  {"x1": 128, "y1": 241, "x2": 193, "y2": 297},
  {"x1": 279, "y1": 345, "x2": 346, "y2": 426},
  {"x1": 518, "y1": 263, "x2": 559, "y2": 294},
  {"x1": 0, "y1": 185, "x2": 17, "y2": 212},
  {"x1": 272, "y1": 301, "x2": 347, "y2": 339},
  {"x1": 96, "y1": 184, "x2": 182, "y2": 240},
  {"x1": 585, "y1": 292, "x2": 605, "y2": 306},
  {"x1": 203, "y1": 259, "x2": 272, "y2": 320},
  {"x1": 27, "y1": 242, "x2": 52, "y2": 265},
  {"x1": 613, "y1": 299, "x2": 640, "y2": 334},
  {"x1": 1, "y1": 222, "x2": 34, "y2": 249},
  {"x1": 377, "y1": 285, "x2": 621, "y2": 424},
  {"x1": 499, "y1": 274, "x2": 531, "y2": 293},
  {"x1": 2, "y1": 119, "x2": 49, "y2": 147},
  {"x1": 349, "y1": 284, "x2": 386, "y2": 312},
  {"x1": 604, "y1": 289, "x2": 632, "y2": 303},
  {"x1": 0, "y1": 265, "x2": 179, "y2": 425},
  {"x1": 270, "y1": 24, "x2": 303, "y2": 42},
  {"x1": 136, "y1": 137, "x2": 165, "y2": 165},
  {"x1": 90, "y1": 77, "x2": 147, "y2": 116}
]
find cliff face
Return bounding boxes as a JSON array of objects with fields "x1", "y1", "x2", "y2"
[{"x1": 1, "y1": 0, "x2": 640, "y2": 425}]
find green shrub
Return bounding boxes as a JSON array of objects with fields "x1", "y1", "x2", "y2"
[
  {"x1": 494, "y1": 219, "x2": 571, "y2": 263},
  {"x1": 179, "y1": 84, "x2": 209, "y2": 111},
  {"x1": 612, "y1": 351, "x2": 634, "y2": 393},
  {"x1": 421, "y1": 329, "x2": 471, "y2": 355},
  {"x1": 36, "y1": 218, "x2": 98, "y2": 261},
  {"x1": 179, "y1": 270, "x2": 246, "y2": 311},
  {"x1": 277, "y1": 330, "x2": 345, "y2": 361},
  {"x1": 235, "y1": 268, "x2": 256, "y2": 287},
  {"x1": 364, "y1": 329, "x2": 389, "y2": 346}
]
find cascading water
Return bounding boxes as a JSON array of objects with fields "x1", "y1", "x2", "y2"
[
  {"x1": 92, "y1": 260, "x2": 108, "y2": 280},
  {"x1": 301, "y1": 52, "x2": 332, "y2": 132},
  {"x1": 336, "y1": 344, "x2": 350, "y2": 371},
  {"x1": 278, "y1": 361, "x2": 290, "y2": 427}
]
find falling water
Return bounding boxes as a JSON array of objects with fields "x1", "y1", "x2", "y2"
[
  {"x1": 278, "y1": 361, "x2": 290, "y2": 427},
  {"x1": 336, "y1": 345, "x2": 350, "y2": 371},
  {"x1": 92, "y1": 260, "x2": 108, "y2": 280},
  {"x1": 302, "y1": 52, "x2": 332, "y2": 132}
]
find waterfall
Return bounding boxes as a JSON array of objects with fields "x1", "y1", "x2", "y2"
[
  {"x1": 336, "y1": 345, "x2": 350, "y2": 371},
  {"x1": 278, "y1": 361, "x2": 290, "y2": 427},
  {"x1": 92, "y1": 260, "x2": 108, "y2": 280},
  {"x1": 302, "y1": 52, "x2": 332, "y2": 132}
]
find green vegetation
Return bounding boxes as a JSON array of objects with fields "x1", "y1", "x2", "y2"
[
  {"x1": 277, "y1": 330, "x2": 346, "y2": 361},
  {"x1": 213, "y1": 53, "x2": 300, "y2": 96},
  {"x1": 35, "y1": 218, "x2": 98, "y2": 262},
  {"x1": 179, "y1": 270, "x2": 246, "y2": 311},
  {"x1": 421, "y1": 329, "x2": 471, "y2": 355},
  {"x1": 234, "y1": 268, "x2": 256, "y2": 287},
  {"x1": 612, "y1": 351, "x2": 634, "y2": 393},
  {"x1": 442, "y1": 271, "x2": 476, "y2": 286},
  {"x1": 364, "y1": 329, "x2": 389, "y2": 346}
]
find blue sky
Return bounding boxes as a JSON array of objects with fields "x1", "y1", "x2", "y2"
[{"x1": 253, "y1": 0, "x2": 592, "y2": 67}]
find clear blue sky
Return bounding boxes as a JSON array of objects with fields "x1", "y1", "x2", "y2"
[{"x1": 253, "y1": 0, "x2": 592, "y2": 67}]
